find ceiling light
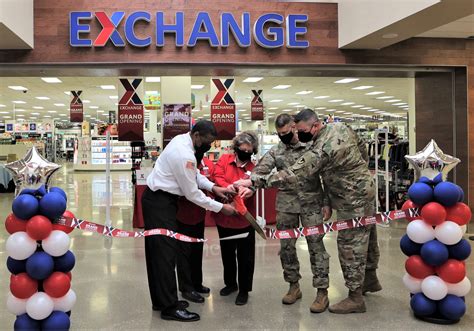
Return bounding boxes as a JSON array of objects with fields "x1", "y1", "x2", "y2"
[
  {"x1": 385, "y1": 99, "x2": 401, "y2": 103},
  {"x1": 376, "y1": 96, "x2": 393, "y2": 99},
  {"x1": 202, "y1": 105, "x2": 209, "y2": 108},
  {"x1": 48, "y1": 110, "x2": 57, "y2": 113},
  {"x1": 13, "y1": 101, "x2": 26, "y2": 104},
  {"x1": 31, "y1": 112, "x2": 40, "y2": 115},
  {"x1": 16, "y1": 114, "x2": 25, "y2": 117},
  {"x1": 97, "y1": 110, "x2": 104, "y2": 113},
  {"x1": 351, "y1": 105, "x2": 364, "y2": 108},
  {"x1": 335, "y1": 111, "x2": 345, "y2": 113},
  {"x1": 268, "y1": 107, "x2": 278, "y2": 110},
  {"x1": 191, "y1": 85, "x2": 205, "y2": 89},
  {"x1": 329, "y1": 99, "x2": 343, "y2": 103},
  {"x1": 361, "y1": 107, "x2": 372, "y2": 110},
  {"x1": 352, "y1": 86, "x2": 374, "y2": 90},
  {"x1": 242, "y1": 77, "x2": 263, "y2": 83},
  {"x1": 343, "y1": 112, "x2": 353, "y2": 115},
  {"x1": 54, "y1": 103, "x2": 65, "y2": 106},
  {"x1": 59, "y1": 114, "x2": 67, "y2": 116},
  {"x1": 0, "y1": 111, "x2": 9, "y2": 114},
  {"x1": 100, "y1": 85, "x2": 115, "y2": 90},
  {"x1": 238, "y1": 109, "x2": 247, "y2": 112},
  {"x1": 15, "y1": 109, "x2": 25, "y2": 112},
  {"x1": 393, "y1": 103, "x2": 407, "y2": 106},
  {"x1": 272, "y1": 85, "x2": 291, "y2": 89},
  {"x1": 0, "y1": 104, "x2": 5, "y2": 107},
  {"x1": 341, "y1": 102, "x2": 355, "y2": 106},
  {"x1": 366, "y1": 91, "x2": 385, "y2": 95},
  {"x1": 282, "y1": 109, "x2": 293, "y2": 112},
  {"x1": 367, "y1": 109, "x2": 379, "y2": 112},
  {"x1": 334, "y1": 78, "x2": 359, "y2": 84},
  {"x1": 315, "y1": 107, "x2": 326, "y2": 110},
  {"x1": 82, "y1": 99, "x2": 90, "y2": 103},
  {"x1": 325, "y1": 109, "x2": 336, "y2": 112},
  {"x1": 109, "y1": 95, "x2": 118, "y2": 99},
  {"x1": 374, "y1": 111, "x2": 385, "y2": 114},
  {"x1": 145, "y1": 77, "x2": 161, "y2": 82},
  {"x1": 41, "y1": 77, "x2": 62, "y2": 83},
  {"x1": 32, "y1": 106, "x2": 44, "y2": 109},
  {"x1": 3, "y1": 116, "x2": 11, "y2": 119},
  {"x1": 288, "y1": 102, "x2": 299, "y2": 105},
  {"x1": 90, "y1": 106, "x2": 99, "y2": 109},
  {"x1": 296, "y1": 90, "x2": 313, "y2": 95},
  {"x1": 36, "y1": 96, "x2": 50, "y2": 100},
  {"x1": 314, "y1": 96, "x2": 330, "y2": 99},
  {"x1": 64, "y1": 91, "x2": 71, "y2": 95},
  {"x1": 268, "y1": 112, "x2": 276, "y2": 115},
  {"x1": 294, "y1": 105, "x2": 306, "y2": 108},
  {"x1": 85, "y1": 115, "x2": 91, "y2": 118},
  {"x1": 235, "y1": 102, "x2": 243, "y2": 106},
  {"x1": 145, "y1": 90, "x2": 158, "y2": 95},
  {"x1": 30, "y1": 117, "x2": 37, "y2": 119},
  {"x1": 270, "y1": 99, "x2": 283, "y2": 103},
  {"x1": 8, "y1": 86, "x2": 28, "y2": 91}
]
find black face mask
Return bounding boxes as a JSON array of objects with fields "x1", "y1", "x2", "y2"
[
  {"x1": 278, "y1": 131, "x2": 294, "y2": 145},
  {"x1": 298, "y1": 130, "x2": 314, "y2": 143},
  {"x1": 195, "y1": 142, "x2": 212, "y2": 155},
  {"x1": 195, "y1": 150, "x2": 205, "y2": 164},
  {"x1": 235, "y1": 148, "x2": 252, "y2": 162}
]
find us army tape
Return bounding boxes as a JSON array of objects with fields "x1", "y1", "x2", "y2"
[{"x1": 53, "y1": 207, "x2": 420, "y2": 242}]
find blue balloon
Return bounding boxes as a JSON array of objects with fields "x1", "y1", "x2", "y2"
[
  {"x1": 456, "y1": 185, "x2": 465, "y2": 202},
  {"x1": 410, "y1": 293, "x2": 436, "y2": 316},
  {"x1": 408, "y1": 183, "x2": 433, "y2": 206},
  {"x1": 14, "y1": 313, "x2": 41, "y2": 331},
  {"x1": 12, "y1": 194, "x2": 39, "y2": 220},
  {"x1": 49, "y1": 187, "x2": 67, "y2": 202},
  {"x1": 36, "y1": 185, "x2": 47, "y2": 197},
  {"x1": 400, "y1": 234, "x2": 422, "y2": 256},
  {"x1": 39, "y1": 192, "x2": 67, "y2": 220},
  {"x1": 41, "y1": 311, "x2": 70, "y2": 331},
  {"x1": 7, "y1": 257, "x2": 27, "y2": 274},
  {"x1": 433, "y1": 173, "x2": 443, "y2": 184},
  {"x1": 420, "y1": 240, "x2": 449, "y2": 266},
  {"x1": 448, "y1": 239, "x2": 471, "y2": 261},
  {"x1": 26, "y1": 251, "x2": 54, "y2": 280},
  {"x1": 54, "y1": 250, "x2": 75, "y2": 273},
  {"x1": 19, "y1": 188, "x2": 38, "y2": 196},
  {"x1": 438, "y1": 295, "x2": 466, "y2": 320},
  {"x1": 434, "y1": 182, "x2": 460, "y2": 207},
  {"x1": 418, "y1": 177, "x2": 432, "y2": 185}
]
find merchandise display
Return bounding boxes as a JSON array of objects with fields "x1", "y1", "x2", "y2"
[{"x1": 73, "y1": 137, "x2": 132, "y2": 171}]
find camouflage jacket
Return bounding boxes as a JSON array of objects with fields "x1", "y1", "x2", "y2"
[
  {"x1": 251, "y1": 141, "x2": 329, "y2": 214},
  {"x1": 268, "y1": 123, "x2": 375, "y2": 211}
]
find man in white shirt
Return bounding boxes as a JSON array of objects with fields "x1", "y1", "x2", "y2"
[{"x1": 142, "y1": 120, "x2": 236, "y2": 322}]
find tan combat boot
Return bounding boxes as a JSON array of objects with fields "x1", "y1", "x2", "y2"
[
  {"x1": 282, "y1": 282, "x2": 302, "y2": 305},
  {"x1": 310, "y1": 288, "x2": 329, "y2": 313},
  {"x1": 328, "y1": 288, "x2": 366, "y2": 314},
  {"x1": 362, "y1": 269, "x2": 382, "y2": 295}
]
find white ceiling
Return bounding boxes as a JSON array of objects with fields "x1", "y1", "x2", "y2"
[
  {"x1": 0, "y1": 76, "x2": 411, "y2": 124},
  {"x1": 417, "y1": 14, "x2": 474, "y2": 38}
]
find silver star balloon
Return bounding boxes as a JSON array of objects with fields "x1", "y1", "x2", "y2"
[
  {"x1": 5, "y1": 146, "x2": 61, "y2": 196},
  {"x1": 405, "y1": 139, "x2": 460, "y2": 181}
]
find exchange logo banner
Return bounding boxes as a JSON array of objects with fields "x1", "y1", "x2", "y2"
[
  {"x1": 118, "y1": 78, "x2": 144, "y2": 141},
  {"x1": 211, "y1": 78, "x2": 236, "y2": 140},
  {"x1": 70, "y1": 91, "x2": 83, "y2": 123},
  {"x1": 251, "y1": 90, "x2": 264, "y2": 121}
]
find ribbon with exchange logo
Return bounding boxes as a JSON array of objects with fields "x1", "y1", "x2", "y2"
[{"x1": 52, "y1": 207, "x2": 420, "y2": 242}]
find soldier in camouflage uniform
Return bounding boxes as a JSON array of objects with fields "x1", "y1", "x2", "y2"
[
  {"x1": 264, "y1": 109, "x2": 381, "y2": 314},
  {"x1": 235, "y1": 114, "x2": 332, "y2": 313}
]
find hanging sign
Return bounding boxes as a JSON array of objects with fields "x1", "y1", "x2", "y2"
[
  {"x1": 118, "y1": 78, "x2": 144, "y2": 141},
  {"x1": 162, "y1": 104, "x2": 192, "y2": 148},
  {"x1": 251, "y1": 90, "x2": 264, "y2": 120},
  {"x1": 211, "y1": 78, "x2": 235, "y2": 140},
  {"x1": 70, "y1": 91, "x2": 83, "y2": 122}
]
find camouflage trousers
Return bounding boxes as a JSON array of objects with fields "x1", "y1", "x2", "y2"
[
  {"x1": 337, "y1": 202, "x2": 380, "y2": 291},
  {"x1": 276, "y1": 210, "x2": 329, "y2": 289}
]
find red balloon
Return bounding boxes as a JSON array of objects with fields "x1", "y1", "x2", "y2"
[
  {"x1": 436, "y1": 259, "x2": 466, "y2": 283},
  {"x1": 405, "y1": 255, "x2": 435, "y2": 279},
  {"x1": 26, "y1": 215, "x2": 53, "y2": 240},
  {"x1": 402, "y1": 200, "x2": 419, "y2": 221},
  {"x1": 10, "y1": 273, "x2": 38, "y2": 299},
  {"x1": 43, "y1": 272, "x2": 71, "y2": 298},
  {"x1": 446, "y1": 203, "x2": 472, "y2": 226},
  {"x1": 5, "y1": 213, "x2": 27, "y2": 234},
  {"x1": 421, "y1": 202, "x2": 447, "y2": 226},
  {"x1": 53, "y1": 211, "x2": 75, "y2": 234},
  {"x1": 66, "y1": 272, "x2": 72, "y2": 281}
]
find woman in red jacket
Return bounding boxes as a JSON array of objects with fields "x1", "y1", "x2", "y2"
[{"x1": 210, "y1": 131, "x2": 259, "y2": 306}]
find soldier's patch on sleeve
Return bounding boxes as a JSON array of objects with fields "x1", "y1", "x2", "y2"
[{"x1": 185, "y1": 160, "x2": 195, "y2": 170}]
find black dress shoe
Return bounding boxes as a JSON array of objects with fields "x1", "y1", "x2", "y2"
[
  {"x1": 161, "y1": 308, "x2": 200, "y2": 322},
  {"x1": 235, "y1": 292, "x2": 248, "y2": 305},
  {"x1": 182, "y1": 291, "x2": 205, "y2": 303},
  {"x1": 195, "y1": 285, "x2": 210, "y2": 294},
  {"x1": 220, "y1": 285, "x2": 238, "y2": 296},
  {"x1": 153, "y1": 300, "x2": 189, "y2": 311}
]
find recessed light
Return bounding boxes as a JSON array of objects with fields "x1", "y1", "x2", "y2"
[
  {"x1": 272, "y1": 85, "x2": 291, "y2": 90},
  {"x1": 15, "y1": 109, "x2": 25, "y2": 112},
  {"x1": 235, "y1": 102, "x2": 243, "y2": 106},
  {"x1": 0, "y1": 111, "x2": 9, "y2": 114},
  {"x1": 145, "y1": 90, "x2": 158, "y2": 95},
  {"x1": 97, "y1": 110, "x2": 104, "y2": 113},
  {"x1": 109, "y1": 95, "x2": 118, "y2": 99},
  {"x1": 329, "y1": 99, "x2": 344, "y2": 103},
  {"x1": 35, "y1": 96, "x2": 50, "y2": 100},
  {"x1": 385, "y1": 99, "x2": 401, "y2": 103},
  {"x1": 41, "y1": 77, "x2": 62, "y2": 83},
  {"x1": 90, "y1": 106, "x2": 99, "y2": 109},
  {"x1": 238, "y1": 109, "x2": 247, "y2": 112},
  {"x1": 335, "y1": 111, "x2": 345, "y2": 113},
  {"x1": 382, "y1": 33, "x2": 399, "y2": 39},
  {"x1": 82, "y1": 99, "x2": 91, "y2": 103},
  {"x1": 366, "y1": 91, "x2": 385, "y2": 95},
  {"x1": 8, "y1": 86, "x2": 28, "y2": 91},
  {"x1": 0, "y1": 104, "x2": 5, "y2": 107},
  {"x1": 202, "y1": 105, "x2": 209, "y2": 108},
  {"x1": 13, "y1": 101, "x2": 26, "y2": 104},
  {"x1": 16, "y1": 114, "x2": 25, "y2": 117},
  {"x1": 30, "y1": 117, "x2": 37, "y2": 119},
  {"x1": 59, "y1": 114, "x2": 67, "y2": 116},
  {"x1": 100, "y1": 85, "x2": 115, "y2": 90},
  {"x1": 31, "y1": 112, "x2": 40, "y2": 115},
  {"x1": 242, "y1": 77, "x2": 263, "y2": 83},
  {"x1": 361, "y1": 107, "x2": 372, "y2": 110},
  {"x1": 64, "y1": 91, "x2": 71, "y2": 95},
  {"x1": 268, "y1": 112, "x2": 276, "y2": 115},
  {"x1": 367, "y1": 109, "x2": 379, "y2": 112},
  {"x1": 352, "y1": 86, "x2": 374, "y2": 90},
  {"x1": 32, "y1": 106, "x2": 44, "y2": 109},
  {"x1": 47, "y1": 110, "x2": 57, "y2": 113},
  {"x1": 294, "y1": 105, "x2": 306, "y2": 108},
  {"x1": 3, "y1": 116, "x2": 11, "y2": 119},
  {"x1": 374, "y1": 111, "x2": 385, "y2": 114},
  {"x1": 315, "y1": 107, "x2": 326, "y2": 110},
  {"x1": 288, "y1": 102, "x2": 300, "y2": 105},
  {"x1": 191, "y1": 85, "x2": 205, "y2": 90},
  {"x1": 341, "y1": 102, "x2": 355, "y2": 106},
  {"x1": 296, "y1": 90, "x2": 313, "y2": 95},
  {"x1": 314, "y1": 96, "x2": 330, "y2": 99},
  {"x1": 393, "y1": 103, "x2": 407, "y2": 106},
  {"x1": 270, "y1": 99, "x2": 283, "y2": 103},
  {"x1": 351, "y1": 105, "x2": 364, "y2": 108},
  {"x1": 145, "y1": 77, "x2": 161, "y2": 83},
  {"x1": 282, "y1": 109, "x2": 293, "y2": 112},
  {"x1": 343, "y1": 112, "x2": 353, "y2": 115},
  {"x1": 326, "y1": 109, "x2": 336, "y2": 112},
  {"x1": 376, "y1": 96, "x2": 393, "y2": 99},
  {"x1": 334, "y1": 78, "x2": 359, "y2": 84},
  {"x1": 54, "y1": 103, "x2": 65, "y2": 106},
  {"x1": 268, "y1": 107, "x2": 278, "y2": 110},
  {"x1": 85, "y1": 115, "x2": 91, "y2": 118}
]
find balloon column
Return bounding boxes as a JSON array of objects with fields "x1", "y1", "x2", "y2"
[
  {"x1": 5, "y1": 149, "x2": 76, "y2": 330},
  {"x1": 402, "y1": 140, "x2": 471, "y2": 323}
]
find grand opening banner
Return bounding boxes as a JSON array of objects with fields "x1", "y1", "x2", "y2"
[
  {"x1": 211, "y1": 78, "x2": 235, "y2": 140},
  {"x1": 118, "y1": 78, "x2": 144, "y2": 141},
  {"x1": 70, "y1": 91, "x2": 83, "y2": 122},
  {"x1": 251, "y1": 90, "x2": 264, "y2": 120},
  {"x1": 162, "y1": 104, "x2": 191, "y2": 148}
]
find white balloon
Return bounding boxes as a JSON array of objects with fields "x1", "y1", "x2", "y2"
[
  {"x1": 406, "y1": 219, "x2": 435, "y2": 244},
  {"x1": 403, "y1": 273, "x2": 422, "y2": 294},
  {"x1": 26, "y1": 292, "x2": 54, "y2": 320},
  {"x1": 42, "y1": 230, "x2": 70, "y2": 257},
  {"x1": 53, "y1": 289, "x2": 76, "y2": 312},
  {"x1": 421, "y1": 275, "x2": 448, "y2": 300},
  {"x1": 6, "y1": 231, "x2": 37, "y2": 260},
  {"x1": 435, "y1": 221, "x2": 463, "y2": 245},
  {"x1": 6, "y1": 292, "x2": 27, "y2": 316},
  {"x1": 460, "y1": 224, "x2": 467, "y2": 234},
  {"x1": 447, "y1": 277, "x2": 471, "y2": 297}
]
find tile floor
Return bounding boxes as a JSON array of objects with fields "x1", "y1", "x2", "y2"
[{"x1": 0, "y1": 163, "x2": 473, "y2": 330}]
